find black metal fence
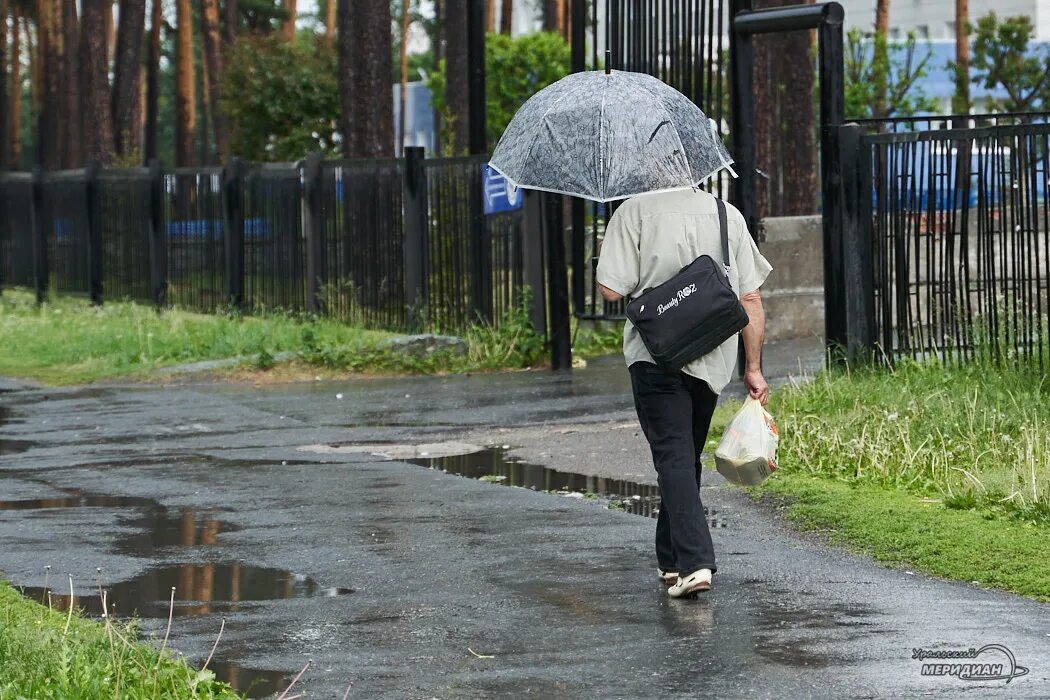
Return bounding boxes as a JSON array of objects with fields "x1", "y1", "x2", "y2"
[
  {"x1": 570, "y1": 0, "x2": 729, "y2": 322},
  {"x1": 838, "y1": 116, "x2": 1050, "y2": 367},
  {"x1": 0, "y1": 152, "x2": 532, "y2": 336}
]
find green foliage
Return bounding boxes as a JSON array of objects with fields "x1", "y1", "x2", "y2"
[
  {"x1": 221, "y1": 34, "x2": 341, "y2": 161},
  {"x1": 969, "y1": 12, "x2": 1050, "y2": 112},
  {"x1": 0, "y1": 289, "x2": 393, "y2": 384},
  {"x1": 845, "y1": 29, "x2": 938, "y2": 120},
  {"x1": 760, "y1": 476, "x2": 1050, "y2": 601},
  {"x1": 427, "y1": 32, "x2": 571, "y2": 154},
  {"x1": 761, "y1": 359, "x2": 1050, "y2": 521},
  {"x1": 0, "y1": 581, "x2": 244, "y2": 698},
  {"x1": 0, "y1": 288, "x2": 551, "y2": 383}
]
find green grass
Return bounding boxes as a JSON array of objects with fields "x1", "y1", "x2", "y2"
[
  {"x1": 0, "y1": 288, "x2": 580, "y2": 385},
  {"x1": 0, "y1": 580, "x2": 244, "y2": 699},
  {"x1": 741, "y1": 358, "x2": 1050, "y2": 600},
  {"x1": 758, "y1": 476, "x2": 1050, "y2": 600}
]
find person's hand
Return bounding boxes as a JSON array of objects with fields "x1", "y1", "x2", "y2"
[{"x1": 744, "y1": 369, "x2": 769, "y2": 405}]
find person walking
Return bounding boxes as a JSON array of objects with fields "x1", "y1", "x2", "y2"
[{"x1": 596, "y1": 188, "x2": 772, "y2": 598}]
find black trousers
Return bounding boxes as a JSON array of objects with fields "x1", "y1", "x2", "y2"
[{"x1": 629, "y1": 361, "x2": 718, "y2": 577}]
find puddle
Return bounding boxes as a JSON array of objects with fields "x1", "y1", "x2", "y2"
[
  {"x1": 22, "y1": 565, "x2": 353, "y2": 619},
  {"x1": 0, "y1": 493, "x2": 238, "y2": 555},
  {"x1": 209, "y1": 661, "x2": 292, "y2": 698},
  {"x1": 0, "y1": 494, "x2": 158, "y2": 510},
  {"x1": 409, "y1": 447, "x2": 728, "y2": 527},
  {"x1": 0, "y1": 439, "x2": 34, "y2": 454}
]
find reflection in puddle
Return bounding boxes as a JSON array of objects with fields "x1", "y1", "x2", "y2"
[
  {"x1": 0, "y1": 493, "x2": 239, "y2": 555},
  {"x1": 410, "y1": 448, "x2": 727, "y2": 527},
  {"x1": 22, "y1": 565, "x2": 353, "y2": 619},
  {"x1": 210, "y1": 661, "x2": 292, "y2": 698},
  {"x1": 0, "y1": 494, "x2": 157, "y2": 510}
]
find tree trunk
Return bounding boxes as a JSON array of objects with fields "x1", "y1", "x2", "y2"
[
  {"x1": 399, "y1": 0, "x2": 409, "y2": 153},
  {"x1": 61, "y1": 0, "x2": 82, "y2": 167},
  {"x1": 499, "y1": 0, "x2": 511, "y2": 35},
  {"x1": 9, "y1": 11, "x2": 21, "y2": 166},
  {"x1": 175, "y1": 0, "x2": 196, "y2": 165},
  {"x1": 953, "y1": 0, "x2": 969, "y2": 114},
  {"x1": 324, "y1": 0, "x2": 335, "y2": 44},
  {"x1": 199, "y1": 51, "x2": 209, "y2": 163},
  {"x1": 337, "y1": 0, "x2": 352, "y2": 156},
  {"x1": 223, "y1": 0, "x2": 237, "y2": 44},
  {"x1": 541, "y1": 0, "x2": 559, "y2": 32},
  {"x1": 443, "y1": 0, "x2": 468, "y2": 153},
  {"x1": 113, "y1": 0, "x2": 146, "y2": 159},
  {"x1": 104, "y1": 0, "x2": 114, "y2": 61},
  {"x1": 80, "y1": 0, "x2": 115, "y2": 163},
  {"x1": 752, "y1": 0, "x2": 817, "y2": 218},
  {"x1": 144, "y1": 0, "x2": 162, "y2": 162},
  {"x1": 0, "y1": 0, "x2": 9, "y2": 169},
  {"x1": 37, "y1": 0, "x2": 62, "y2": 168},
  {"x1": 280, "y1": 0, "x2": 296, "y2": 40},
  {"x1": 200, "y1": 0, "x2": 227, "y2": 159},
  {"x1": 338, "y1": 0, "x2": 393, "y2": 157},
  {"x1": 484, "y1": 0, "x2": 494, "y2": 33},
  {"x1": 873, "y1": 0, "x2": 890, "y2": 120}
]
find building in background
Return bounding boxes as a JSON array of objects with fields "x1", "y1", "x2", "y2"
[{"x1": 837, "y1": 0, "x2": 1050, "y2": 41}]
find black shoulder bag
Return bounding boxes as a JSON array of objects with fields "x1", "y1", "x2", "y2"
[{"x1": 624, "y1": 198, "x2": 750, "y2": 371}]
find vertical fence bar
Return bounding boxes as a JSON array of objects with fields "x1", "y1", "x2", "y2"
[
  {"x1": 469, "y1": 162, "x2": 493, "y2": 323},
  {"x1": 302, "y1": 153, "x2": 325, "y2": 315},
  {"x1": 403, "y1": 147, "x2": 428, "y2": 332},
  {"x1": 31, "y1": 167, "x2": 47, "y2": 303},
  {"x1": 819, "y1": 12, "x2": 846, "y2": 353},
  {"x1": 147, "y1": 159, "x2": 168, "y2": 308},
  {"x1": 544, "y1": 192, "x2": 571, "y2": 370},
  {"x1": 223, "y1": 157, "x2": 246, "y2": 310},
  {"x1": 522, "y1": 189, "x2": 548, "y2": 336},
  {"x1": 84, "y1": 161, "x2": 104, "y2": 305},
  {"x1": 730, "y1": 0, "x2": 757, "y2": 237},
  {"x1": 838, "y1": 124, "x2": 875, "y2": 363}
]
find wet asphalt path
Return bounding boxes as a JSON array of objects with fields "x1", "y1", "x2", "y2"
[{"x1": 1, "y1": 350, "x2": 1049, "y2": 698}]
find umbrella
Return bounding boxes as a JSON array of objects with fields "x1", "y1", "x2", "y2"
[{"x1": 489, "y1": 69, "x2": 735, "y2": 203}]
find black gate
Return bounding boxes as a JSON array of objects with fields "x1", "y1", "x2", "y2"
[
  {"x1": 839, "y1": 114, "x2": 1050, "y2": 367},
  {"x1": 569, "y1": 0, "x2": 728, "y2": 321}
]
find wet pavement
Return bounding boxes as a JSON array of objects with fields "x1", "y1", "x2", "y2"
[{"x1": 1, "y1": 340, "x2": 1049, "y2": 697}]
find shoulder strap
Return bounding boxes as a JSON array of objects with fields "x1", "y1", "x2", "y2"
[{"x1": 715, "y1": 198, "x2": 730, "y2": 269}]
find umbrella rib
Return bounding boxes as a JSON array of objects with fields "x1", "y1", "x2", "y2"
[
  {"x1": 598, "y1": 74, "x2": 608, "y2": 202},
  {"x1": 635, "y1": 79, "x2": 694, "y2": 184},
  {"x1": 516, "y1": 78, "x2": 595, "y2": 187}
]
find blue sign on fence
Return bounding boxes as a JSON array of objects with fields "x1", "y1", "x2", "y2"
[{"x1": 482, "y1": 163, "x2": 523, "y2": 215}]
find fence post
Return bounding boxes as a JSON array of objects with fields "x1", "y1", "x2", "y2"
[
  {"x1": 84, "y1": 161, "x2": 103, "y2": 305},
  {"x1": 31, "y1": 167, "x2": 48, "y2": 304},
  {"x1": 839, "y1": 123, "x2": 875, "y2": 364},
  {"x1": 402, "y1": 146, "x2": 428, "y2": 332},
  {"x1": 302, "y1": 153, "x2": 325, "y2": 315},
  {"x1": 146, "y1": 159, "x2": 167, "y2": 308},
  {"x1": 0, "y1": 174, "x2": 6, "y2": 296},
  {"x1": 521, "y1": 189, "x2": 547, "y2": 337},
  {"x1": 469, "y1": 164, "x2": 493, "y2": 324},
  {"x1": 223, "y1": 157, "x2": 246, "y2": 310},
  {"x1": 544, "y1": 193, "x2": 572, "y2": 371}
]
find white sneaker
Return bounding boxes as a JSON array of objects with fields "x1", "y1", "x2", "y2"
[
  {"x1": 667, "y1": 568, "x2": 712, "y2": 598},
  {"x1": 657, "y1": 568, "x2": 679, "y2": 585}
]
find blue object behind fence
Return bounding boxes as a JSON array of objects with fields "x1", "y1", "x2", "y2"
[{"x1": 482, "y1": 164, "x2": 523, "y2": 215}]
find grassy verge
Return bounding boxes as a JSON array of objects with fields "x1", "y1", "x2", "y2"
[
  {"x1": 0, "y1": 288, "x2": 618, "y2": 385},
  {"x1": 758, "y1": 476, "x2": 1050, "y2": 600},
  {"x1": 741, "y1": 359, "x2": 1050, "y2": 600},
  {"x1": 0, "y1": 580, "x2": 243, "y2": 699}
]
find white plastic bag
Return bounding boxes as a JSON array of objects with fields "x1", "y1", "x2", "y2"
[{"x1": 714, "y1": 398, "x2": 779, "y2": 486}]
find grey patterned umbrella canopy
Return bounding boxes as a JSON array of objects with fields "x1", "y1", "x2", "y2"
[{"x1": 489, "y1": 70, "x2": 734, "y2": 203}]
